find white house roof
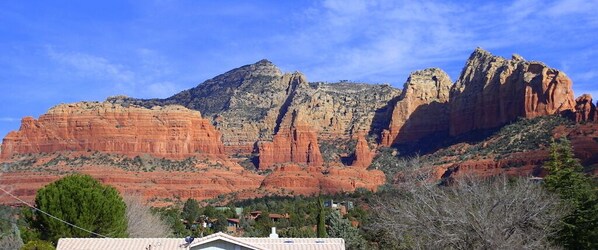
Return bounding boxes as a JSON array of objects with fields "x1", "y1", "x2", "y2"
[
  {"x1": 57, "y1": 233, "x2": 345, "y2": 250},
  {"x1": 56, "y1": 238, "x2": 188, "y2": 249},
  {"x1": 189, "y1": 232, "x2": 345, "y2": 250},
  {"x1": 240, "y1": 237, "x2": 345, "y2": 250}
]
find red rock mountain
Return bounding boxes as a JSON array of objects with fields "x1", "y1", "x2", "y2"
[
  {"x1": 449, "y1": 49, "x2": 576, "y2": 136},
  {"x1": 1, "y1": 48, "x2": 595, "y2": 205},
  {"x1": 1, "y1": 102, "x2": 225, "y2": 159}
]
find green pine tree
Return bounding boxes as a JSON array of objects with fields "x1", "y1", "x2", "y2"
[
  {"x1": 316, "y1": 196, "x2": 327, "y2": 238},
  {"x1": 543, "y1": 138, "x2": 598, "y2": 249},
  {"x1": 31, "y1": 174, "x2": 127, "y2": 243},
  {"x1": 181, "y1": 198, "x2": 200, "y2": 226},
  {"x1": 326, "y1": 211, "x2": 366, "y2": 250}
]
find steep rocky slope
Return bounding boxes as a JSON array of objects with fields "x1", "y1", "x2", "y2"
[
  {"x1": 1, "y1": 102, "x2": 224, "y2": 159},
  {"x1": 383, "y1": 115, "x2": 598, "y2": 185},
  {"x1": 114, "y1": 60, "x2": 400, "y2": 154}
]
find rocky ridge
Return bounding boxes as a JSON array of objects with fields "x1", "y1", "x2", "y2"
[
  {"x1": 1, "y1": 102, "x2": 225, "y2": 159},
  {"x1": 1, "y1": 48, "x2": 596, "y2": 205},
  {"x1": 449, "y1": 48, "x2": 576, "y2": 136},
  {"x1": 113, "y1": 61, "x2": 400, "y2": 154}
]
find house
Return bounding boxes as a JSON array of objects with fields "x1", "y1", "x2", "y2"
[
  {"x1": 323, "y1": 200, "x2": 353, "y2": 215},
  {"x1": 246, "y1": 211, "x2": 290, "y2": 222},
  {"x1": 248, "y1": 210, "x2": 262, "y2": 220},
  {"x1": 268, "y1": 213, "x2": 290, "y2": 222},
  {"x1": 56, "y1": 228, "x2": 345, "y2": 250},
  {"x1": 226, "y1": 218, "x2": 240, "y2": 233}
]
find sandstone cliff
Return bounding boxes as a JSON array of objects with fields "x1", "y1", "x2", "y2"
[
  {"x1": 257, "y1": 110, "x2": 324, "y2": 169},
  {"x1": 351, "y1": 132, "x2": 376, "y2": 168},
  {"x1": 381, "y1": 68, "x2": 452, "y2": 146},
  {"x1": 1, "y1": 102, "x2": 225, "y2": 159},
  {"x1": 449, "y1": 48, "x2": 576, "y2": 136},
  {"x1": 574, "y1": 94, "x2": 597, "y2": 122}
]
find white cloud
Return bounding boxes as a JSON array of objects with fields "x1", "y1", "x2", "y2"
[
  {"x1": 280, "y1": 0, "x2": 598, "y2": 86},
  {"x1": 144, "y1": 81, "x2": 179, "y2": 98},
  {"x1": 46, "y1": 47, "x2": 181, "y2": 99},
  {"x1": 47, "y1": 48, "x2": 135, "y2": 83},
  {"x1": 546, "y1": 0, "x2": 598, "y2": 16},
  {"x1": 0, "y1": 117, "x2": 19, "y2": 122}
]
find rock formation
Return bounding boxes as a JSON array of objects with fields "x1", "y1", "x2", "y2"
[
  {"x1": 1, "y1": 102, "x2": 225, "y2": 159},
  {"x1": 2, "y1": 48, "x2": 593, "y2": 206},
  {"x1": 258, "y1": 110, "x2": 324, "y2": 169},
  {"x1": 381, "y1": 68, "x2": 452, "y2": 146},
  {"x1": 351, "y1": 132, "x2": 376, "y2": 168},
  {"x1": 574, "y1": 94, "x2": 597, "y2": 122},
  {"x1": 115, "y1": 60, "x2": 401, "y2": 154},
  {"x1": 449, "y1": 48, "x2": 576, "y2": 136}
]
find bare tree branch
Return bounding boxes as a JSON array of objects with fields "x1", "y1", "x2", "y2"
[
  {"x1": 123, "y1": 195, "x2": 171, "y2": 238},
  {"x1": 369, "y1": 175, "x2": 567, "y2": 249}
]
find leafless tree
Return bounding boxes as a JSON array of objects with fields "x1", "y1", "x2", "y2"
[
  {"x1": 124, "y1": 195, "x2": 171, "y2": 238},
  {"x1": 370, "y1": 175, "x2": 567, "y2": 249},
  {"x1": 0, "y1": 167, "x2": 24, "y2": 249}
]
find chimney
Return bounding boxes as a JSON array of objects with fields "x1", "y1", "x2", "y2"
[{"x1": 269, "y1": 227, "x2": 278, "y2": 238}]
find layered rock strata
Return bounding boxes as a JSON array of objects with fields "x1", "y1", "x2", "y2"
[
  {"x1": 261, "y1": 164, "x2": 385, "y2": 195},
  {"x1": 1, "y1": 102, "x2": 225, "y2": 159},
  {"x1": 258, "y1": 110, "x2": 324, "y2": 169},
  {"x1": 449, "y1": 49, "x2": 576, "y2": 136},
  {"x1": 381, "y1": 68, "x2": 452, "y2": 146}
]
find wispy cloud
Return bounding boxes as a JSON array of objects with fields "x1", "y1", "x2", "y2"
[
  {"x1": 279, "y1": 0, "x2": 598, "y2": 85},
  {"x1": 47, "y1": 47, "x2": 135, "y2": 83},
  {"x1": 46, "y1": 47, "x2": 182, "y2": 99},
  {"x1": 0, "y1": 117, "x2": 19, "y2": 122}
]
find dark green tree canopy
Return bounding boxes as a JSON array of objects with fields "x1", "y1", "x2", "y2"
[
  {"x1": 33, "y1": 174, "x2": 127, "y2": 243},
  {"x1": 543, "y1": 138, "x2": 598, "y2": 249},
  {"x1": 181, "y1": 198, "x2": 200, "y2": 224}
]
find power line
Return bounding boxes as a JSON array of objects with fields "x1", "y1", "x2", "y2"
[{"x1": 0, "y1": 186, "x2": 108, "y2": 238}]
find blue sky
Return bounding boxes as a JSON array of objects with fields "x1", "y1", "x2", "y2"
[{"x1": 0, "y1": 0, "x2": 597, "y2": 138}]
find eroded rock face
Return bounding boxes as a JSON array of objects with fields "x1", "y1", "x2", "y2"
[
  {"x1": 575, "y1": 94, "x2": 597, "y2": 122},
  {"x1": 116, "y1": 60, "x2": 401, "y2": 154},
  {"x1": 449, "y1": 48, "x2": 576, "y2": 136},
  {"x1": 351, "y1": 132, "x2": 376, "y2": 168},
  {"x1": 258, "y1": 110, "x2": 324, "y2": 169},
  {"x1": 0, "y1": 102, "x2": 225, "y2": 159},
  {"x1": 284, "y1": 83, "x2": 401, "y2": 140},
  {"x1": 381, "y1": 68, "x2": 452, "y2": 146}
]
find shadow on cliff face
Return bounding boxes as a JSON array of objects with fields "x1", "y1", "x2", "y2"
[
  {"x1": 390, "y1": 99, "x2": 502, "y2": 157},
  {"x1": 369, "y1": 95, "x2": 401, "y2": 142}
]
